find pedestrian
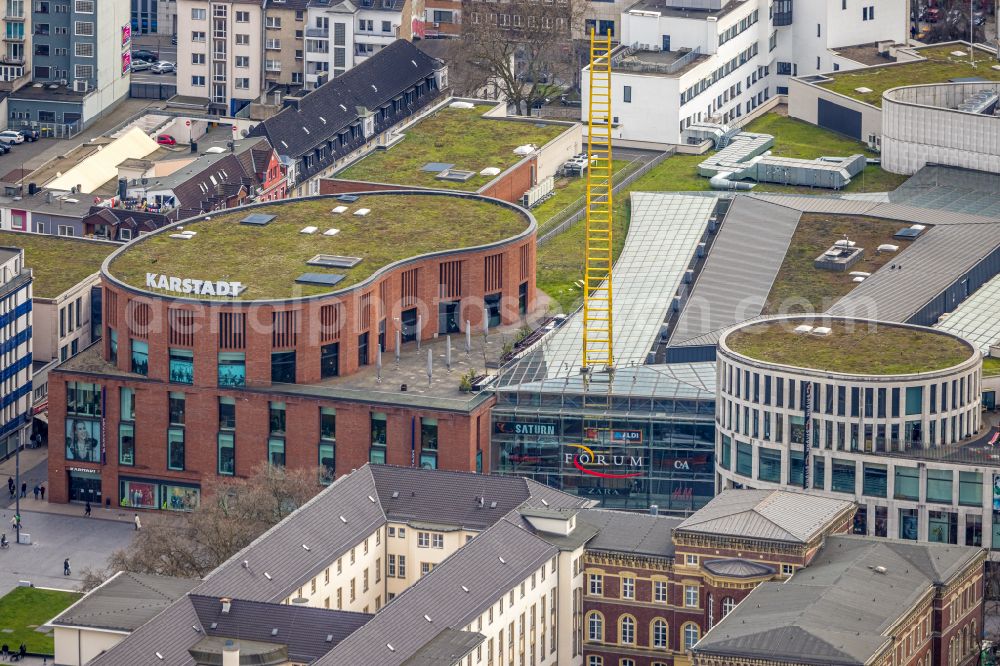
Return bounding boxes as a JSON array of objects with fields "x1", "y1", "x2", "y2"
[
  {"x1": 1, "y1": 643, "x2": 8, "y2": 659},
  {"x1": 39, "y1": 484, "x2": 44, "y2": 501},
  {"x1": 32, "y1": 485, "x2": 39, "y2": 501},
  {"x1": 134, "y1": 513, "x2": 141, "y2": 531},
  {"x1": 18, "y1": 643, "x2": 25, "y2": 659},
  {"x1": 63, "y1": 558, "x2": 70, "y2": 576},
  {"x1": 6, "y1": 477, "x2": 13, "y2": 499},
  {"x1": 84, "y1": 501, "x2": 91, "y2": 517},
  {"x1": 9, "y1": 515, "x2": 14, "y2": 530},
  {"x1": 19, "y1": 482, "x2": 25, "y2": 498}
]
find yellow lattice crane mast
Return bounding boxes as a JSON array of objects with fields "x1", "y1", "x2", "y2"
[{"x1": 582, "y1": 29, "x2": 614, "y2": 373}]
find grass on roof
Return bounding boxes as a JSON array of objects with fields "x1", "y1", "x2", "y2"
[
  {"x1": 763, "y1": 214, "x2": 916, "y2": 315},
  {"x1": 535, "y1": 113, "x2": 907, "y2": 312},
  {"x1": 0, "y1": 586, "x2": 82, "y2": 655},
  {"x1": 110, "y1": 195, "x2": 527, "y2": 300},
  {"x1": 727, "y1": 320, "x2": 973, "y2": 375},
  {"x1": 337, "y1": 106, "x2": 569, "y2": 190},
  {"x1": 0, "y1": 231, "x2": 115, "y2": 298},
  {"x1": 984, "y1": 357, "x2": 1000, "y2": 377},
  {"x1": 817, "y1": 44, "x2": 1000, "y2": 107}
]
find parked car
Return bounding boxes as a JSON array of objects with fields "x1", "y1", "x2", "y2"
[
  {"x1": 560, "y1": 94, "x2": 583, "y2": 108},
  {"x1": 132, "y1": 49, "x2": 158, "y2": 63},
  {"x1": 150, "y1": 61, "x2": 175, "y2": 74},
  {"x1": 131, "y1": 60, "x2": 151, "y2": 72},
  {"x1": 156, "y1": 134, "x2": 177, "y2": 146},
  {"x1": 0, "y1": 130, "x2": 24, "y2": 144},
  {"x1": 17, "y1": 128, "x2": 38, "y2": 142},
  {"x1": 0, "y1": 142, "x2": 11, "y2": 155}
]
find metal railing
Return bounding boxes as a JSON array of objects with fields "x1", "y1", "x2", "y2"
[{"x1": 537, "y1": 149, "x2": 674, "y2": 245}]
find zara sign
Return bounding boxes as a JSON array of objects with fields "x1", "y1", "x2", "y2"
[{"x1": 146, "y1": 273, "x2": 246, "y2": 297}]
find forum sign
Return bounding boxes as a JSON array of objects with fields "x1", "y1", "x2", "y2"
[{"x1": 146, "y1": 273, "x2": 246, "y2": 297}]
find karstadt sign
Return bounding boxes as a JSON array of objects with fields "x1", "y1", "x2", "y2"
[{"x1": 146, "y1": 273, "x2": 246, "y2": 297}]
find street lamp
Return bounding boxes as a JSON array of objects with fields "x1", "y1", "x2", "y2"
[{"x1": 14, "y1": 411, "x2": 29, "y2": 545}]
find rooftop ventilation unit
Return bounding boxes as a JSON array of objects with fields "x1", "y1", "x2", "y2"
[
  {"x1": 331, "y1": 206, "x2": 348, "y2": 214},
  {"x1": 436, "y1": 169, "x2": 476, "y2": 182},
  {"x1": 300, "y1": 226, "x2": 318, "y2": 234},
  {"x1": 240, "y1": 213, "x2": 276, "y2": 226},
  {"x1": 323, "y1": 228, "x2": 340, "y2": 236},
  {"x1": 296, "y1": 273, "x2": 345, "y2": 287},
  {"x1": 812, "y1": 327, "x2": 832, "y2": 336},
  {"x1": 308, "y1": 255, "x2": 362, "y2": 268},
  {"x1": 877, "y1": 244, "x2": 899, "y2": 253},
  {"x1": 336, "y1": 194, "x2": 360, "y2": 203},
  {"x1": 354, "y1": 208, "x2": 371, "y2": 216},
  {"x1": 793, "y1": 325, "x2": 814, "y2": 334}
]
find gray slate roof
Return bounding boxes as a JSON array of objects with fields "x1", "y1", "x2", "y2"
[
  {"x1": 670, "y1": 196, "x2": 801, "y2": 347},
  {"x1": 580, "y1": 510, "x2": 682, "y2": 558},
  {"x1": 316, "y1": 517, "x2": 557, "y2": 666},
  {"x1": 702, "y1": 558, "x2": 776, "y2": 578},
  {"x1": 676, "y1": 489, "x2": 853, "y2": 543},
  {"x1": 49, "y1": 571, "x2": 198, "y2": 632},
  {"x1": 693, "y1": 535, "x2": 984, "y2": 665}
]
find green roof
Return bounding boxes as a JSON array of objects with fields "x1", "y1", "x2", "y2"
[
  {"x1": 726, "y1": 319, "x2": 974, "y2": 375},
  {"x1": 108, "y1": 193, "x2": 529, "y2": 301},
  {"x1": 817, "y1": 44, "x2": 1000, "y2": 107},
  {"x1": 0, "y1": 231, "x2": 115, "y2": 298},
  {"x1": 337, "y1": 105, "x2": 570, "y2": 190}
]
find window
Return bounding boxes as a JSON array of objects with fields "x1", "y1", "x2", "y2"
[
  {"x1": 959, "y1": 471, "x2": 982, "y2": 507},
  {"x1": 418, "y1": 532, "x2": 430, "y2": 548},
  {"x1": 74, "y1": 42, "x2": 93, "y2": 57},
  {"x1": 218, "y1": 352, "x2": 245, "y2": 387},
  {"x1": 758, "y1": 448, "x2": 781, "y2": 482},
  {"x1": 683, "y1": 624, "x2": 700, "y2": 650},
  {"x1": 620, "y1": 616, "x2": 635, "y2": 644},
  {"x1": 74, "y1": 21, "x2": 94, "y2": 36},
  {"x1": 382, "y1": 20, "x2": 392, "y2": 32},
  {"x1": 268, "y1": 438, "x2": 285, "y2": 467},
  {"x1": 588, "y1": 658, "x2": 603, "y2": 666},
  {"x1": 621, "y1": 576, "x2": 634, "y2": 599},
  {"x1": 235, "y1": 77, "x2": 250, "y2": 89},
  {"x1": 721, "y1": 597, "x2": 736, "y2": 617},
  {"x1": 168, "y1": 348, "x2": 194, "y2": 384},
  {"x1": 235, "y1": 10, "x2": 250, "y2": 22},
  {"x1": 432, "y1": 533, "x2": 443, "y2": 548},
  {"x1": 388, "y1": 554, "x2": 396, "y2": 577},
  {"x1": 370, "y1": 412, "x2": 387, "y2": 462},
  {"x1": 782, "y1": 564, "x2": 795, "y2": 575},
  {"x1": 271, "y1": 351, "x2": 296, "y2": 383},
  {"x1": 684, "y1": 585, "x2": 698, "y2": 608},
  {"x1": 398, "y1": 555, "x2": 406, "y2": 578},
  {"x1": 895, "y1": 466, "x2": 920, "y2": 500},
  {"x1": 652, "y1": 619, "x2": 667, "y2": 648},
  {"x1": 653, "y1": 580, "x2": 667, "y2": 602},
  {"x1": 191, "y1": 76, "x2": 206, "y2": 87},
  {"x1": 686, "y1": 554, "x2": 698, "y2": 565},
  {"x1": 131, "y1": 340, "x2": 148, "y2": 375},
  {"x1": 927, "y1": 469, "x2": 953, "y2": 504},
  {"x1": 623, "y1": 85, "x2": 631, "y2": 103},
  {"x1": 736, "y1": 441, "x2": 752, "y2": 476},
  {"x1": 169, "y1": 393, "x2": 186, "y2": 426},
  {"x1": 587, "y1": 612, "x2": 603, "y2": 641},
  {"x1": 419, "y1": 418, "x2": 438, "y2": 469},
  {"x1": 588, "y1": 573, "x2": 603, "y2": 596},
  {"x1": 321, "y1": 342, "x2": 340, "y2": 378},
  {"x1": 235, "y1": 33, "x2": 249, "y2": 44},
  {"x1": 192, "y1": 31, "x2": 206, "y2": 41},
  {"x1": 75, "y1": 0, "x2": 94, "y2": 10},
  {"x1": 358, "y1": 332, "x2": 370, "y2": 366},
  {"x1": 863, "y1": 463, "x2": 887, "y2": 498},
  {"x1": 218, "y1": 432, "x2": 235, "y2": 475},
  {"x1": 168, "y1": 428, "x2": 185, "y2": 471},
  {"x1": 118, "y1": 423, "x2": 134, "y2": 466},
  {"x1": 420, "y1": 562, "x2": 434, "y2": 576},
  {"x1": 235, "y1": 55, "x2": 250, "y2": 68},
  {"x1": 831, "y1": 458, "x2": 856, "y2": 493}
]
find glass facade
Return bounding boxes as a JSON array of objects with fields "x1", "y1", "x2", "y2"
[{"x1": 492, "y1": 386, "x2": 715, "y2": 512}]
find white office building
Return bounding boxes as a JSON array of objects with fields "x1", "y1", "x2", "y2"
[{"x1": 585, "y1": 0, "x2": 908, "y2": 147}]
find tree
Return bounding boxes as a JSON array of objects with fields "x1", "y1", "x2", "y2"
[
  {"x1": 461, "y1": 0, "x2": 584, "y2": 115},
  {"x1": 85, "y1": 464, "x2": 320, "y2": 586}
]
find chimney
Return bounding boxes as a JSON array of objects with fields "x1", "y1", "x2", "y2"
[
  {"x1": 220, "y1": 597, "x2": 232, "y2": 614},
  {"x1": 222, "y1": 640, "x2": 239, "y2": 666}
]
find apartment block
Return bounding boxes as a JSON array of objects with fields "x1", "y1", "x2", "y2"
[
  {"x1": 262, "y1": 0, "x2": 307, "y2": 88},
  {"x1": 177, "y1": 0, "x2": 264, "y2": 116},
  {"x1": 6, "y1": 0, "x2": 131, "y2": 134},
  {"x1": 0, "y1": 0, "x2": 30, "y2": 91},
  {"x1": 0, "y1": 245, "x2": 31, "y2": 461}
]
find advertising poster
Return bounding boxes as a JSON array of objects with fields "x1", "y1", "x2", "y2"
[{"x1": 66, "y1": 419, "x2": 101, "y2": 463}]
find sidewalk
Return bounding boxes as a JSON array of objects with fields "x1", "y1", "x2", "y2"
[{"x1": 7, "y1": 498, "x2": 141, "y2": 525}]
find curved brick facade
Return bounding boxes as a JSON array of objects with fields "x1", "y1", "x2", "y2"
[{"x1": 48, "y1": 192, "x2": 536, "y2": 509}]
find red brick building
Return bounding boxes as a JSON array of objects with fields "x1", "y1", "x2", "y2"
[
  {"x1": 577, "y1": 491, "x2": 985, "y2": 666},
  {"x1": 48, "y1": 191, "x2": 536, "y2": 509}
]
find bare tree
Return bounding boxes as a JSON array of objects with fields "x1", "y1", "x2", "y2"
[
  {"x1": 461, "y1": 0, "x2": 584, "y2": 115},
  {"x1": 86, "y1": 464, "x2": 320, "y2": 584}
]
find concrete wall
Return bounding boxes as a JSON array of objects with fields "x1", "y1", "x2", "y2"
[
  {"x1": 787, "y1": 75, "x2": 883, "y2": 141},
  {"x1": 882, "y1": 82, "x2": 1000, "y2": 175},
  {"x1": 53, "y1": 626, "x2": 127, "y2": 666}
]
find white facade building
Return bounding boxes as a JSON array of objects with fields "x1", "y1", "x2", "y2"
[
  {"x1": 304, "y1": 0, "x2": 403, "y2": 89},
  {"x1": 177, "y1": 0, "x2": 265, "y2": 116},
  {"x1": 714, "y1": 316, "x2": 999, "y2": 549},
  {"x1": 586, "y1": 0, "x2": 908, "y2": 147},
  {"x1": 0, "y1": 246, "x2": 31, "y2": 460}
]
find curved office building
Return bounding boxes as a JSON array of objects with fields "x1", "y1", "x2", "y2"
[{"x1": 714, "y1": 316, "x2": 996, "y2": 547}]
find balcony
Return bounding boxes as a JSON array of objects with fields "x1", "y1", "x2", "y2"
[
  {"x1": 3, "y1": 34, "x2": 23, "y2": 42},
  {"x1": 2, "y1": 55, "x2": 23, "y2": 65},
  {"x1": 3, "y1": 13, "x2": 25, "y2": 21},
  {"x1": 305, "y1": 27, "x2": 328, "y2": 38}
]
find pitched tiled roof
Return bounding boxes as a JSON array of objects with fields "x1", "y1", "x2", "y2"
[
  {"x1": 581, "y1": 510, "x2": 682, "y2": 558},
  {"x1": 694, "y1": 535, "x2": 984, "y2": 665},
  {"x1": 249, "y1": 39, "x2": 440, "y2": 159},
  {"x1": 676, "y1": 489, "x2": 854, "y2": 543},
  {"x1": 49, "y1": 571, "x2": 198, "y2": 632}
]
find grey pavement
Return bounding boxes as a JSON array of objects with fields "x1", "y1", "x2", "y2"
[{"x1": 0, "y1": 508, "x2": 135, "y2": 596}]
